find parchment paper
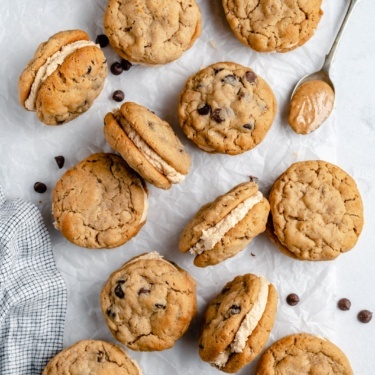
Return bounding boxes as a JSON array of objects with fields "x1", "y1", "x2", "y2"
[{"x1": 0, "y1": 0, "x2": 348, "y2": 373}]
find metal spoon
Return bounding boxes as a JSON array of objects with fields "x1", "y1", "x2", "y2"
[{"x1": 291, "y1": 0, "x2": 361, "y2": 98}]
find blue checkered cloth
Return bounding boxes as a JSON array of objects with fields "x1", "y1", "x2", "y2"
[{"x1": 0, "y1": 185, "x2": 67, "y2": 374}]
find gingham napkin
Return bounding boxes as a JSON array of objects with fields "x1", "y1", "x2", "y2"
[{"x1": 0, "y1": 185, "x2": 67, "y2": 374}]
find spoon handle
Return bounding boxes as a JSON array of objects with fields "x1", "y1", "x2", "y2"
[{"x1": 321, "y1": 0, "x2": 361, "y2": 73}]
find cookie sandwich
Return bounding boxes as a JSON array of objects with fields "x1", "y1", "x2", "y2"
[
  {"x1": 104, "y1": 0, "x2": 202, "y2": 65},
  {"x1": 19, "y1": 29, "x2": 107, "y2": 125},
  {"x1": 199, "y1": 274, "x2": 278, "y2": 373},
  {"x1": 255, "y1": 333, "x2": 353, "y2": 374},
  {"x1": 222, "y1": 0, "x2": 323, "y2": 53},
  {"x1": 268, "y1": 160, "x2": 364, "y2": 260},
  {"x1": 101, "y1": 252, "x2": 197, "y2": 351},
  {"x1": 52, "y1": 153, "x2": 148, "y2": 249},
  {"x1": 104, "y1": 102, "x2": 190, "y2": 189},
  {"x1": 178, "y1": 62, "x2": 277, "y2": 154},
  {"x1": 179, "y1": 181, "x2": 270, "y2": 267},
  {"x1": 42, "y1": 339, "x2": 141, "y2": 375}
]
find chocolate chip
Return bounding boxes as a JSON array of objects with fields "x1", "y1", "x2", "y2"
[
  {"x1": 214, "y1": 68, "x2": 224, "y2": 75},
  {"x1": 245, "y1": 71, "x2": 258, "y2": 84},
  {"x1": 155, "y1": 303, "x2": 166, "y2": 309},
  {"x1": 112, "y1": 90, "x2": 125, "y2": 102},
  {"x1": 87, "y1": 66, "x2": 92, "y2": 74},
  {"x1": 34, "y1": 182, "x2": 47, "y2": 194},
  {"x1": 286, "y1": 293, "x2": 300, "y2": 306},
  {"x1": 106, "y1": 308, "x2": 116, "y2": 319},
  {"x1": 95, "y1": 34, "x2": 109, "y2": 48},
  {"x1": 199, "y1": 343, "x2": 204, "y2": 349},
  {"x1": 54, "y1": 156, "x2": 65, "y2": 169},
  {"x1": 243, "y1": 123, "x2": 254, "y2": 131},
  {"x1": 211, "y1": 108, "x2": 225, "y2": 123},
  {"x1": 197, "y1": 104, "x2": 211, "y2": 116},
  {"x1": 229, "y1": 305, "x2": 241, "y2": 315},
  {"x1": 97, "y1": 351, "x2": 105, "y2": 363},
  {"x1": 114, "y1": 284, "x2": 125, "y2": 299},
  {"x1": 249, "y1": 176, "x2": 258, "y2": 183},
  {"x1": 337, "y1": 298, "x2": 351, "y2": 311},
  {"x1": 357, "y1": 310, "x2": 373, "y2": 323},
  {"x1": 138, "y1": 288, "x2": 150, "y2": 295},
  {"x1": 251, "y1": 253, "x2": 255, "y2": 257},
  {"x1": 121, "y1": 59, "x2": 132, "y2": 71},
  {"x1": 222, "y1": 74, "x2": 238, "y2": 86},
  {"x1": 111, "y1": 62, "x2": 123, "y2": 75}
]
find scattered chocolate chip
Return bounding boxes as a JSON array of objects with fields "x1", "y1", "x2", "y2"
[
  {"x1": 138, "y1": 288, "x2": 150, "y2": 295},
  {"x1": 229, "y1": 305, "x2": 241, "y2": 315},
  {"x1": 243, "y1": 123, "x2": 254, "y2": 131},
  {"x1": 197, "y1": 104, "x2": 211, "y2": 116},
  {"x1": 249, "y1": 176, "x2": 258, "y2": 183},
  {"x1": 211, "y1": 108, "x2": 225, "y2": 123},
  {"x1": 155, "y1": 303, "x2": 166, "y2": 309},
  {"x1": 111, "y1": 62, "x2": 123, "y2": 75},
  {"x1": 34, "y1": 182, "x2": 47, "y2": 194},
  {"x1": 112, "y1": 90, "x2": 125, "y2": 102},
  {"x1": 54, "y1": 156, "x2": 65, "y2": 169},
  {"x1": 114, "y1": 284, "x2": 125, "y2": 299},
  {"x1": 97, "y1": 351, "x2": 105, "y2": 363},
  {"x1": 106, "y1": 308, "x2": 116, "y2": 319},
  {"x1": 251, "y1": 253, "x2": 255, "y2": 257},
  {"x1": 222, "y1": 74, "x2": 238, "y2": 86},
  {"x1": 95, "y1": 34, "x2": 109, "y2": 48},
  {"x1": 245, "y1": 71, "x2": 258, "y2": 84},
  {"x1": 357, "y1": 310, "x2": 373, "y2": 323},
  {"x1": 121, "y1": 59, "x2": 132, "y2": 71},
  {"x1": 337, "y1": 298, "x2": 351, "y2": 311},
  {"x1": 286, "y1": 293, "x2": 300, "y2": 306}
]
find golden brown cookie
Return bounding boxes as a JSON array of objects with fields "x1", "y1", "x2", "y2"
[
  {"x1": 104, "y1": 102, "x2": 190, "y2": 190},
  {"x1": 42, "y1": 339, "x2": 141, "y2": 375},
  {"x1": 178, "y1": 62, "x2": 277, "y2": 154},
  {"x1": 52, "y1": 153, "x2": 148, "y2": 249},
  {"x1": 18, "y1": 30, "x2": 107, "y2": 125},
  {"x1": 103, "y1": 0, "x2": 202, "y2": 65},
  {"x1": 268, "y1": 160, "x2": 364, "y2": 260},
  {"x1": 222, "y1": 0, "x2": 323, "y2": 53},
  {"x1": 101, "y1": 252, "x2": 197, "y2": 351},
  {"x1": 255, "y1": 333, "x2": 353, "y2": 374},
  {"x1": 179, "y1": 182, "x2": 270, "y2": 267},
  {"x1": 199, "y1": 274, "x2": 278, "y2": 373}
]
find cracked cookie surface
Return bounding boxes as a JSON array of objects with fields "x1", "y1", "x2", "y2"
[
  {"x1": 18, "y1": 29, "x2": 107, "y2": 125},
  {"x1": 101, "y1": 252, "x2": 197, "y2": 351},
  {"x1": 179, "y1": 182, "x2": 270, "y2": 267},
  {"x1": 52, "y1": 153, "x2": 148, "y2": 249},
  {"x1": 199, "y1": 274, "x2": 277, "y2": 373},
  {"x1": 255, "y1": 333, "x2": 353, "y2": 374},
  {"x1": 268, "y1": 160, "x2": 364, "y2": 261},
  {"x1": 42, "y1": 339, "x2": 141, "y2": 375},
  {"x1": 104, "y1": 101, "x2": 190, "y2": 190},
  {"x1": 104, "y1": 0, "x2": 202, "y2": 65},
  {"x1": 178, "y1": 62, "x2": 277, "y2": 154},
  {"x1": 222, "y1": 0, "x2": 323, "y2": 53}
]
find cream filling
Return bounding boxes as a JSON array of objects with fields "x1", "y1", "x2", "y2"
[
  {"x1": 25, "y1": 40, "x2": 98, "y2": 110},
  {"x1": 189, "y1": 192, "x2": 263, "y2": 255},
  {"x1": 125, "y1": 251, "x2": 178, "y2": 271},
  {"x1": 121, "y1": 120, "x2": 185, "y2": 184},
  {"x1": 211, "y1": 276, "x2": 269, "y2": 368},
  {"x1": 139, "y1": 190, "x2": 149, "y2": 224}
]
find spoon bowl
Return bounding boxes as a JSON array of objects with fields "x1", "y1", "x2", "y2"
[{"x1": 291, "y1": 70, "x2": 335, "y2": 99}]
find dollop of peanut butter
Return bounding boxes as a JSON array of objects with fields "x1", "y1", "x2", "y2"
[{"x1": 288, "y1": 80, "x2": 335, "y2": 134}]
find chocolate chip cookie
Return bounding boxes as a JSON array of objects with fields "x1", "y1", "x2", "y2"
[
  {"x1": 19, "y1": 30, "x2": 107, "y2": 125},
  {"x1": 103, "y1": 0, "x2": 202, "y2": 65},
  {"x1": 52, "y1": 153, "x2": 148, "y2": 249},
  {"x1": 101, "y1": 252, "x2": 197, "y2": 351},
  {"x1": 199, "y1": 274, "x2": 278, "y2": 373},
  {"x1": 178, "y1": 62, "x2": 277, "y2": 154},
  {"x1": 268, "y1": 160, "x2": 364, "y2": 260},
  {"x1": 222, "y1": 0, "x2": 323, "y2": 53},
  {"x1": 104, "y1": 102, "x2": 191, "y2": 190},
  {"x1": 179, "y1": 181, "x2": 270, "y2": 267},
  {"x1": 42, "y1": 339, "x2": 141, "y2": 375},
  {"x1": 255, "y1": 333, "x2": 353, "y2": 374}
]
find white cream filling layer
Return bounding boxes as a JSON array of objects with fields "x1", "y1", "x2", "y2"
[
  {"x1": 190, "y1": 192, "x2": 263, "y2": 255},
  {"x1": 25, "y1": 40, "x2": 98, "y2": 110},
  {"x1": 121, "y1": 120, "x2": 185, "y2": 184},
  {"x1": 211, "y1": 276, "x2": 269, "y2": 368},
  {"x1": 126, "y1": 251, "x2": 178, "y2": 271}
]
